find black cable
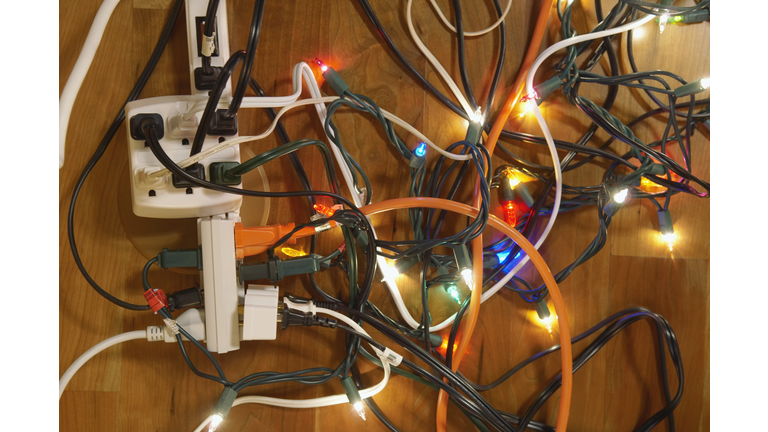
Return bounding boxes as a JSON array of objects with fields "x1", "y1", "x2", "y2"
[
  {"x1": 452, "y1": 0, "x2": 477, "y2": 110},
  {"x1": 66, "y1": 0, "x2": 183, "y2": 311},
  {"x1": 200, "y1": 0, "x2": 220, "y2": 76},
  {"x1": 188, "y1": 50, "x2": 246, "y2": 155},
  {"x1": 224, "y1": 0, "x2": 266, "y2": 118}
]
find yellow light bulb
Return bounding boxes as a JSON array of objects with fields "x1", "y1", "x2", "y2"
[
  {"x1": 281, "y1": 247, "x2": 306, "y2": 258},
  {"x1": 661, "y1": 232, "x2": 676, "y2": 251}
]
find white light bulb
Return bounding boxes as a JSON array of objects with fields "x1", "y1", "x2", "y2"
[
  {"x1": 541, "y1": 315, "x2": 552, "y2": 334},
  {"x1": 461, "y1": 268, "x2": 474, "y2": 290},
  {"x1": 659, "y1": 13, "x2": 669, "y2": 34},
  {"x1": 381, "y1": 265, "x2": 400, "y2": 282},
  {"x1": 354, "y1": 401, "x2": 367, "y2": 421},
  {"x1": 613, "y1": 188, "x2": 628, "y2": 204},
  {"x1": 469, "y1": 107, "x2": 483, "y2": 123},
  {"x1": 701, "y1": 78, "x2": 710, "y2": 90},
  {"x1": 208, "y1": 414, "x2": 223, "y2": 432}
]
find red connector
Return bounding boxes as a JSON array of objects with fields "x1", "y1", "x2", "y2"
[{"x1": 144, "y1": 289, "x2": 168, "y2": 314}]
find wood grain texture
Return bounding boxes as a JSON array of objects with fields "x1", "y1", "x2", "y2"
[{"x1": 59, "y1": 0, "x2": 710, "y2": 431}]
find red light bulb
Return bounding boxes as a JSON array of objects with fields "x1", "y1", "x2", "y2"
[
  {"x1": 314, "y1": 58, "x2": 328, "y2": 72},
  {"x1": 503, "y1": 201, "x2": 516, "y2": 227}
]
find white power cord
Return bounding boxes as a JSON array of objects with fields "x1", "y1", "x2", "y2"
[
  {"x1": 59, "y1": 329, "x2": 150, "y2": 399},
  {"x1": 429, "y1": 0, "x2": 514, "y2": 37},
  {"x1": 59, "y1": 0, "x2": 122, "y2": 168}
]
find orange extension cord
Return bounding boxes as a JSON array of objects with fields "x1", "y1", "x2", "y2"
[
  {"x1": 360, "y1": 197, "x2": 572, "y2": 431},
  {"x1": 431, "y1": 1, "x2": 569, "y2": 431}
]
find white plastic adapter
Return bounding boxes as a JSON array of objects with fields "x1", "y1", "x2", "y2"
[
  {"x1": 199, "y1": 213, "x2": 240, "y2": 354},
  {"x1": 185, "y1": 0, "x2": 232, "y2": 96},
  {"x1": 242, "y1": 284, "x2": 279, "y2": 341},
  {"x1": 124, "y1": 95, "x2": 242, "y2": 219},
  {"x1": 161, "y1": 308, "x2": 207, "y2": 343}
]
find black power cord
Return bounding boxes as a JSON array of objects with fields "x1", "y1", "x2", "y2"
[{"x1": 66, "y1": 0, "x2": 184, "y2": 311}]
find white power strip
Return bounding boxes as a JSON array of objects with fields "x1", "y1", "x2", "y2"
[{"x1": 124, "y1": 96, "x2": 242, "y2": 219}]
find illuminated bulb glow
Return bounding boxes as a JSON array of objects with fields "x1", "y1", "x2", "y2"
[
  {"x1": 281, "y1": 247, "x2": 306, "y2": 258},
  {"x1": 701, "y1": 78, "x2": 710, "y2": 90},
  {"x1": 414, "y1": 142, "x2": 427, "y2": 157},
  {"x1": 503, "y1": 201, "x2": 517, "y2": 226},
  {"x1": 507, "y1": 175, "x2": 521, "y2": 189},
  {"x1": 659, "y1": 13, "x2": 669, "y2": 33},
  {"x1": 497, "y1": 250, "x2": 510, "y2": 262},
  {"x1": 469, "y1": 107, "x2": 483, "y2": 123},
  {"x1": 540, "y1": 315, "x2": 553, "y2": 334},
  {"x1": 313, "y1": 203, "x2": 336, "y2": 217},
  {"x1": 461, "y1": 268, "x2": 474, "y2": 290},
  {"x1": 661, "y1": 232, "x2": 676, "y2": 251},
  {"x1": 381, "y1": 265, "x2": 400, "y2": 282},
  {"x1": 446, "y1": 285, "x2": 461, "y2": 304},
  {"x1": 353, "y1": 401, "x2": 367, "y2": 421},
  {"x1": 314, "y1": 58, "x2": 328, "y2": 73},
  {"x1": 208, "y1": 414, "x2": 223, "y2": 432},
  {"x1": 613, "y1": 188, "x2": 628, "y2": 204}
]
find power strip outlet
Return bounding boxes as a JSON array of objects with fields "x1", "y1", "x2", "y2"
[
  {"x1": 199, "y1": 213, "x2": 241, "y2": 354},
  {"x1": 186, "y1": 0, "x2": 232, "y2": 96},
  {"x1": 125, "y1": 95, "x2": 242, "y2": 219}
]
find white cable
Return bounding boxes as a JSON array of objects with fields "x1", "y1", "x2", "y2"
[
  {"x1": 406, "y1": 0, "x2": 474, "y2": 117},
  {"x1": 59, "y1": 330, "x2": 147, "y2": 399},
  {"x1": 180, "y1": 63, "x2": 315, "y2": 121},
  {"x1": 429, "y1": 0, "x2": 513, "y2": 37},
  {"x1": 59, "y1": 0, "x2": 121, "y2": 168},
  {"x1": 190, "y1": 307, "x2": 396, "y2": 432}
]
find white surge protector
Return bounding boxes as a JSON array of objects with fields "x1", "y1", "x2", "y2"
[{"x1": 124, "y1": 96, "x2": 242, "y2": 219}]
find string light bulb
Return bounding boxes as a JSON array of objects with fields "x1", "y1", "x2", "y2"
[
  {"x1": 701, "y1": 77, "x2": 710, "y2": 89},
  {"x1": 381, "y1": 255, "x2": 420, "y2": 282},
  {"x1": 313, "y1": 203, "x2": 337, "y2": 217},
  {"x1": 453, "y1": 245, "x2": 474, "y2": 290},
  {"x1": 661, "y1": 232, "x2": 676, "y2": 252},
  {"x1": 469, "y1": 107, "x2": 484, "y2": 123},
  {"x1": 535, "y1": 301, "x2": 553, "y2": 334},
  {"x1": 445, "y1": 285, "x2": 461, "y2": 304},
  {"x1": 208, "y1": 415, "x2": 223, "y2": 432},
  {"x1": 613, "y1": 188, "x2": 629, "y2": 204},
  {"x1": 658, "y1": 12, "x2": 670, "y2": 33},
  {"x1": 414, "y1": 142, "x2": 427, "y2": 158},
  {"x1": 503, "y1": 201, "x2": 517, "y2": 227},
  {"x1": 341, "y1": 377, "x2": 366, "y2": 421},
  {"x1": 281, "y1": 247, "x2": 306, "y2": 258},
  {"x1": 314, "y1": 57, "x2": 328, "y2": 73},
  {"x1": 657, "y1": 209, "x2": 676, "y2": 252}
]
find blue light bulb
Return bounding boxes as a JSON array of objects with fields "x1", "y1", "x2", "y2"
[
  {"x1": 497, "y1": 250, "x2": 510, "y2": 262},
  {"x1": 415, "y1": 142, "x2": 427, "y2": 158}
]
